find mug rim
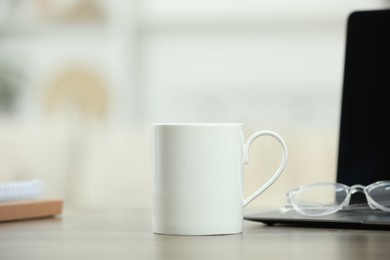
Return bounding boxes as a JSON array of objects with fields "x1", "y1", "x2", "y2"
[{"x1": 151, "y1": 123, "x2": 244, "y2": 126}]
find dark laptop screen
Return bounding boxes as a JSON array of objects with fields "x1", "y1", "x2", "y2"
[{"x1": 337, "y1": 10, "x2": 390, "y2": 188}]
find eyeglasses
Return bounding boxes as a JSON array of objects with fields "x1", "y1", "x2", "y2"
[{"x1": 281, "y1": 181, "x2": 390, "y2": 216}]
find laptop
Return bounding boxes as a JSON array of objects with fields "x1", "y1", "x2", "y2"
[{"x1": 244, "y1": 9, "x2": 390, "y2": 230}]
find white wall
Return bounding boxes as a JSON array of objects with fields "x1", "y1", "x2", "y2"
[{"x1": 0, "y1": 0, "x2": 389, "y2": 209}]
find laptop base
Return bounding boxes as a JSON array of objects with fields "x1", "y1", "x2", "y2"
[{"x1": 244, "y1": 209, "x2": 390, "y2": 230}]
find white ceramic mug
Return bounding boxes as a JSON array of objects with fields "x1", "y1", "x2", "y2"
[{"x1": 151, "y1": 123, "x2": 288, "y2": 235}]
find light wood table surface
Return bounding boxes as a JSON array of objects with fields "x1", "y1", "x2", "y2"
[{"x1": 0, "y1": 208, "x2": 390, "y2": 260}]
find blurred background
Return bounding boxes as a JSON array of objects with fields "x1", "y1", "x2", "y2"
[{"x1": 0, "y1": 0, "x2": 389, "y2": 210}]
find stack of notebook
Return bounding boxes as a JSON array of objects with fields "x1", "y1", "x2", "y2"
[{"x1": 0, "y1": 180, "x2": 62, "y2": 222}]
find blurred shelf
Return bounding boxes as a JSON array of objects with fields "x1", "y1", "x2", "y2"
[
  {"x1": 138, "y1": 0, "x2": 389, "y2": 31},
  {"x1": 0, "y1": 22, "x2": 109, "y2": 37}
]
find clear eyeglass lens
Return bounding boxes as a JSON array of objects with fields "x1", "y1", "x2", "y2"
[
  {"x1": 368, "y1": 182, "x2": 390, "y2": 208},
  {"x1": 290, "y1": 184, "x2": 349, "y2": 216}
]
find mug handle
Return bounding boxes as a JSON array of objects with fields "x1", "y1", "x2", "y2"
[{"x1": 243, "y1": 130, "x2": 288, "y2": 207}]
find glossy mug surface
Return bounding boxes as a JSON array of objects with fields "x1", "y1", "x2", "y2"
[{"x1": 151, "y1": 123, "x2": 288, "y2": 235}]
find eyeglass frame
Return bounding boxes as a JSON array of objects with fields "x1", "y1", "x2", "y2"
[{"x1": 283, "y1": 180, "x2": 390, "y2": 216}]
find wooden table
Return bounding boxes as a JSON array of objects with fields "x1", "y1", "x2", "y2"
[{"x1": 0, "y1": 208, "x2": 389, "y2": 259}]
